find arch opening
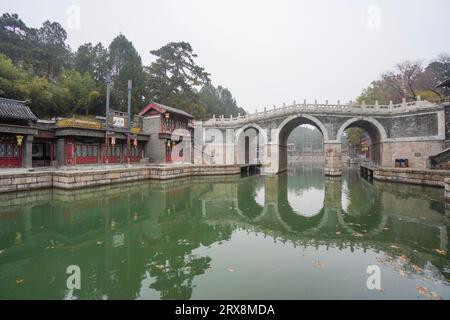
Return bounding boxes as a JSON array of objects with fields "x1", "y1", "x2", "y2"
[
  {"x1": 236, "y1": 124, "x2": 265, "y2": 165},
  {"x1": 338, "y1": 118, "x2": 386, "y2": 166},
  {"x1": 277, "y1": 115, "x2": 327, "y2": 173}
]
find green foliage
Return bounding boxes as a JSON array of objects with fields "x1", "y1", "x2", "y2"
[
  {"x1": 146, "y1": 42, "x2": 211, "y2": 117},
  {"x1": 0, "y1": 13, "x2": 242, "y2": 120},
  {"x1": 199, "y1": 83, "x2": 246, "y2": 118}
]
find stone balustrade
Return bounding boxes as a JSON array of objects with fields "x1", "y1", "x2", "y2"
[{"x1": 205, "y1": 97, "x2": 443, "y2": 126}]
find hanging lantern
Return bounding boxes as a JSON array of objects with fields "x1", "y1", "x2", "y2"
[
  {"x1": 133, "y1": 138, "x2": 138, "y2": 147},
  {"x1": 16, "y1": 135, "x2": 23, "y2": 147},
  {"x1": 167, "y1": 140, "x2": 171, "y2": 147},
  {"x1": 111, "y1": 136, "x2": 116, "y2": 146},
  {"x1": 165, "y1": 112, "x2": 170, "y2": 119}
]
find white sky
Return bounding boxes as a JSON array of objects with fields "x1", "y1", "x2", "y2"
[{"x1": 1, "y1": 0, "x2": 449, "y2": 113}]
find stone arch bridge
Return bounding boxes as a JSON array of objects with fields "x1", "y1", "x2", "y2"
[{"x1": 194, "y1": 98, "x2": 450, "y2": 175}]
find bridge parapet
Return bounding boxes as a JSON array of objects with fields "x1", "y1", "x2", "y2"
[{"x1": 204, "y1": 97, "x2": 444, "y2": 126}]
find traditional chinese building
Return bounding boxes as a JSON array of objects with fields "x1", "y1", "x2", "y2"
[
  {"x1": 139, "y1": 102, "x2": 194, "y2": 164},
  {"x1": 0, "y1": 98, "x2": 151, "y2": 169},
  {"x1": 0, "y1": 98, "x2": 37, "y2": 168}
]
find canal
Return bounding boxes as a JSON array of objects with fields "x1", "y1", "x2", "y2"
[{"x1": 0, "y1": 164, "x2": 449, "y2": 299}]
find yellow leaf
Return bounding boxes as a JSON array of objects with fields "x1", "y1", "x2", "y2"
[{"x1": 433, "y1": 249, "x2": 446, "y2": 256}]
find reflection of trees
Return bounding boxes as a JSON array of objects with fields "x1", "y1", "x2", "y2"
[
  {"x1": 0, "y1": 181, "x2": 232, "y2": 300},
  {"x1": 0, "y1": 168, "x2": 448, "y2": 299}
]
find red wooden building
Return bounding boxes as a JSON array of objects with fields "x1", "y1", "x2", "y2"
[{"x1": 139, "y1": 102, "x2": 194, "y2": 164}]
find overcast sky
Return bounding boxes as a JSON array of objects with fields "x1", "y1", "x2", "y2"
[{"x1": 1, "y1": 0, "x2": 449, "y2": 113}]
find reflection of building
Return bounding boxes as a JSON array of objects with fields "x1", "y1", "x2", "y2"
[{"x1": 139, "y1": 103, "x2": 194, "y2": 164}]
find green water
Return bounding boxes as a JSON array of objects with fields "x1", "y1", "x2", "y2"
[{"x1": 0, "y1": 164, "x2": 449, "y2": 300}]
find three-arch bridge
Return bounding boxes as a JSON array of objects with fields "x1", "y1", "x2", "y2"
[{"x1": 194, "y1": 98, "x2": 450, "y2": 175}]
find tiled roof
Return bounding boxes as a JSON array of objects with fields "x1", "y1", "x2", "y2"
[
  {"x1": 139, "y1": 102, "x2": 194, "y2": 118},
  {"x1": 436, "y1": 78, "x2": 450, "y2": 88},
  {"x1": 0, "y1": 98, "x2": 38, "y2": 122}
]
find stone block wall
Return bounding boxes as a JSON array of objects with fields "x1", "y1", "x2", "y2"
[
  {"x1": 324, "y1": 143, "x2": 342, "y2": 176},
  {"x1": 0, "y1": 172, "x2": 53, "y2": 193},
  {"x1": 373, "y1": 167, "x2": 450, "y2": 187},
  {"x1": 0, "y1": 164, "x2": 243, "y2": 193},
  {"x1": 381, "y1": 140, "x2": 444, "y2": 168}
]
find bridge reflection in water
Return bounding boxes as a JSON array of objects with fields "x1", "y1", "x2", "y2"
[{"x1": 0, "y1": 164, "x2": 448, "y2": 299}]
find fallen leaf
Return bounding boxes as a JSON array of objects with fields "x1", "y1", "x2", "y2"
[
  {"x1": 96, "y1": 241, "x2": 103, "y2": 245},
  {"x1": 399, "y1": 255, "x2": 409, "y2": 262},
  {"x1": 390, "y1": 245, "x2": 400, "y2": 249},
  {"x1": 16, "y1": 278, "x2": 25, "y2": 285},
  {"x1": 155, "y1": 264, "x2": 165, "y2": 270},
  {"x1": 416, "y1": 285, "x2": 428, "y2": 296},
  {"x1": 433, "y1": 249, "x2": 446, "y2": 256},
  {"x1": 399, "y1": 270, "x2": 408, "y2": 277},
  {"x1": 227, "y1": 267, "x2": 236, "y2": 273},
  {"x1": 412, "y1": 265, "x2": 423, "y2": 273},
  {"x1": 429, "y1": 291, "x2": 443, "y2": 300},
  {"x1": 353, "y1": 232, "x2": 363, "y2": 238},
  {"x1": 0, "y1": 250, "x2": 4, "y2": 255},
  {"x1": 335, "y1": 231, "x2": 341, "y2": 235}
]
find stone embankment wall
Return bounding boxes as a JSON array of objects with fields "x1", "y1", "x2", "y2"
[
  {"x1": 372, "y1": 167, "x2": 450, "y2": 187},
  {"x1": 0, "y1": 164, "x2": 241, "y2": 193}
]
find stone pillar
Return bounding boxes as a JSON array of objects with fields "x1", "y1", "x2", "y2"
[
  {"x1": 56, "y1": 137, "x2": 65, "y2": 167},
  {"x1": 22, "y1": 135, "x2": 33, "y2": 168},
  {"x1": 194, "y1": 121, "x2": 204, "y2": 164},
  {"x1": 324, "y1": 142, "x2": 342, "y2": 176}
]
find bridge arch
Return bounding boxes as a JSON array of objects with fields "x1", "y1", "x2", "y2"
[
  {"x1": 336, "y1": 117, "x2": 387, "y2": 165},
  {"x1": 235, "y1": 123, "x2": 266, "y2": 165},
  {"x1": 275, "y1": 115, "x2": 328, "y2": 173},
  {"x1": 277, "y1": 114, "x2": 329, "y2": 142}
]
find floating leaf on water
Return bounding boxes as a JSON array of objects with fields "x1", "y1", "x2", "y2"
[
  {"x1": 383, "y1": 228, "x2": 389, "y2": 230},
  {"x1": 16, "y1": 278, "x2": 25, "y2": 285},
  {"x1": 416, "y1": 285, "x2": 428, "y2": 296},
  {"x1": 429, "y1": 291, "x2": 443, "y2": 300},
  {"x1": 419, "y1": 217, "x2": 426, "y2": 220},
  {"x1": 412, "y1": 265, "x2": 423, "y2": 273},
  {"x1": 399, "y1": 270, "x2": 408, "y2": 277},
  {"x1": 335, "y1": 231, "x2": 341, "y2": 235},
  {"x1": 155, "y1": 264, "x2": 165, "y2": 270},
  {"x1": 96, "y1": 241, "x2": 103, "y2": 245},
  {"x1": 0, "y1": 249, "x2": 4, "y2": 255},
  {"x1": 227, "y1": 267, "x2": 236, "y2": 273},
  {"x1": 433, "y1": 249, "x2": 446, "y2": 256},
  {"x1": 390, "y1": 245, "x2": 400, "y2": 249}
]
